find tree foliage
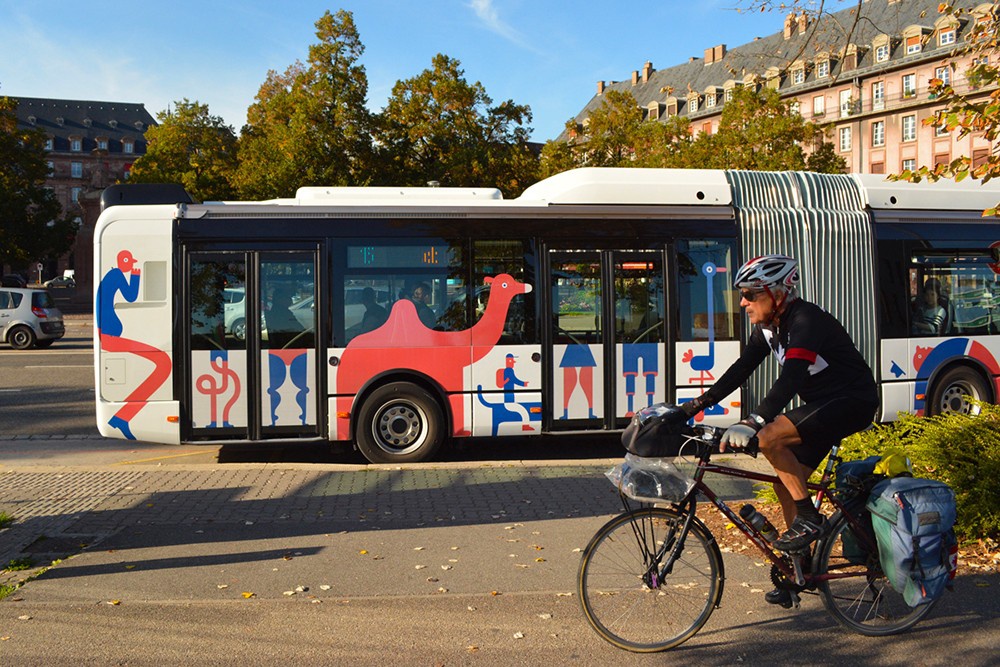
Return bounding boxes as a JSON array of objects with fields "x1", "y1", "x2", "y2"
[
  {"x1": 129, "y1": 99, "x2": 238, "y2": 202},
  {"x1": 552, "y1": 86, "x2": 843, "y2": 174},
  {"x1": 375, "y1": 54, "x2": 538, "y2": 196},
  {"x1": 0, "y1": 95, "x2": 74, "y2": 266},
  {"x1": 233, "y1": 9, "x2": 374, "y2": 199}
]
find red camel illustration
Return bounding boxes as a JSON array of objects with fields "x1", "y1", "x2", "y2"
[{"x1": 335, "y1": 274, "x2": 532, "y2": 437}]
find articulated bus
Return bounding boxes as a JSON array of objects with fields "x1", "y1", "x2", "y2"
[{"x1": 94, "y1": 168, "x2": 1000, "y2": 463}]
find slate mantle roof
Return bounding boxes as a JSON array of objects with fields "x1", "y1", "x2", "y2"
[
  {"x1": 562, "y1": 0, "x2": 983, "y2": 140},
  {"x1": 11, "y1": 97, "x2": 156, "y2": 154}
]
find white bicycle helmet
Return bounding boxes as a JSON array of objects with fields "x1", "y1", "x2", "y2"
[{"x1": 733, "y1": 254, "x2": 799, "y2": 291}]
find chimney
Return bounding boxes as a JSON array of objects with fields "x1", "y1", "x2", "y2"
[
  {"x1": 797, "y1": 11, "x2": 809, "y2": 33},
  {"x1": 714, "y1": 44, "x2": 726, "y2": 61},
  {"x1": 597, "y1": 80, "x2": 605, "y2": 95},
  {"x1": 642, "y1": 61, "x2": 653, "y2": 83},
  {"x1": 784, "y1": 12, "x2": 795, "y2": 40},
  {"x1": 704, "y1": 47, "x2": 715, "y2": 64},
  {"x1": 631, "y1": 70, "x2": 639, "y2": 85}
]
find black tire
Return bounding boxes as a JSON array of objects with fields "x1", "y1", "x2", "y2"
[
  {"x1": 231, "y1": 318, "x2": 247, "y2": 342},
  {"x1": 578, "y1": 507, "x2": 723, "y2": 652},
  {"x1": 355, "y1": 382, "x2": 445, "y2": 464},
  {"x1": 816, "y1": 513, "x2": 936, "y2": 636},
  {"x1": 927, "y1": 365, "x2": 991, "y2": 416},
  {"x1": 8, "y1": 325, "x2": 36, "y2": 350}
]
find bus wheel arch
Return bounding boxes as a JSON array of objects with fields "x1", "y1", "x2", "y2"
[
  {"x1": 926, "y1": 363, "x2": 993, "y2": 417},
  {"x1": 353, "y1": 378, "x2": 447, "y2": 464}
]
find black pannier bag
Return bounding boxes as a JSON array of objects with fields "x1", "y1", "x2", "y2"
[{"x1": 621, "y1": 403, "x2": 693, "y2": 457}]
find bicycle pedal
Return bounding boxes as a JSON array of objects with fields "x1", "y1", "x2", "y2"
[{"x1": 788, "y1": 591, "x2": 801, "y2": 609}]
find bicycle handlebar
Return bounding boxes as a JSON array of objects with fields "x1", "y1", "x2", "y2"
[{"x1": 683, "y1": 424, "x2": 760, "y2": 461}]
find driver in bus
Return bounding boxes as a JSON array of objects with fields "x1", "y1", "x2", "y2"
[{"x1": 679, "y1": 255, "x2": 878, "y2": 607}]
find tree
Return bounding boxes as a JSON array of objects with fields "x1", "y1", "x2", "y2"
[
  {"x1": 564, "y1": 90, "x2": 643, "y2": 167},
  {"x1": 129, "y1": 100, "x2": 238, "y2": 202},
  {"x1": 234, "y1": 10, "x2": 374, "y2": 199},
  {"x1": 0, "y1": 95, "x2": 74, "y2": 266},
  {"x1": 375, "y1": 54, "x2": 538, "y2": 196}
]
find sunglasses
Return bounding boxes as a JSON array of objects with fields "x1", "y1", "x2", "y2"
[{"x1": 739, "y1": 289, "x2": 765, "y2": 302}]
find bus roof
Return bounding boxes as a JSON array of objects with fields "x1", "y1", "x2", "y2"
[
  {"x1": 854, "y1": 173, "x2": 1000, "y2": 211},
  {"x1": 517, "y1": 167, "x2": 732, "y2": 206}
]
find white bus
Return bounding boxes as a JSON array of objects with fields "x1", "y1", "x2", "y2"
[{"x1": 93, "y1": 168, "x2": 1000, "y2": 463}]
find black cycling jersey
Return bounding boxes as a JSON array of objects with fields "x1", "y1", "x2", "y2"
[{"x1": 700, "y1": 298, "x2": 877, "y2": 422}]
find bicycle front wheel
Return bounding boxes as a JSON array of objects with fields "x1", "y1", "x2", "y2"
[
  {"x1": 817, "y1": 513, "x2": 936, "y2": 636},
  {"x1": 577, "y1": 507, "x2": 723, "y2": 652}
]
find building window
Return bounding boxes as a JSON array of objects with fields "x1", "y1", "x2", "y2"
[
  {"x1": 934, "y1": 153, "x2": 950, "y2": 167},
  {"x1": 123, "y1": 140, "x2": 134, "y2": 154},
  {"x1": 902, "y1": 73, "x2": 916, "y2": 98},
  {"x1": 71, "y1": 187, "x2": 81, "y2": 203},
  {"x1": 839, "y1": 126, "x2": 852, "y2": 152},
  {"x1": 906, "y1": 35, "x2": 922, "y2": 55},
  {"x1": 872, "y1": 120, "x2": 885, "y2": 147},
  {"x1": 688, "y1": 97, "x2": 699, "y2": 113},
  {"x1": 813, "y1": 95, "x2": 826, "y2": 117},
  {"x1": 872, "y1": 81, "x2": 885, "y2": 110},
  {"x1": 46, "y1": 160, "x2": 54, "y2": 174},
  {"x1": 71, "y1": 161, "x2": 83, "y2": 178},
  {"x1": 702, "y1": 122, "x2": 712, "y2": 135},
  {"x1": 902, "y1": 115, "x2": 917, "y2": 141},
  {"x1": 705, "y1": 93, "x2": 716, "y2": 109},
  {"x1": 839, "y1": 89, "x2": 854, "y2": 118},
  {"x1": 817, "y1": 60, "x2": 830, "y2": 78},
  {"x1": 71, "y1": 138, "x2": 82, "y2": 152},
  {"x1": 935, "y1": 121, "x2": 950, "y2": 137},
  {"x1": 973, "y1": 149, "x2": 990, "y2": 169},
  {"x1": 876, "y1": 44, "x2": 890, "y2": 62},
  {"x1": 789, "y1": 100, "x2": 801, "y2": 116},
  {"x1": 792, "y1": 69, "x2": 805, "y2": 85},
  {"x1": 939, "y1": 29, "x2": 956, "y2": 46},
  {"x1": 871, "y1": 162, "x2": 885, "y2": 174},
  {"x1": 724, "y1": 88, "x2": 735, "y2": 103},
  {"x1": 97, "y1": 138, "x2": 108, "y2": 150},
  {"x1": 902, "y1": 158, "x2": 916, "y2": 172},
  {"x1": 44, "y1": 138, "x2": 53, "y2": 151},
  {"x1": 935, "y1": 66, "x2": 951, "y2": 86}
]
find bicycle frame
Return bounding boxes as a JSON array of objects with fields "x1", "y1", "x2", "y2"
[{"x1": 645, "y1": 431, "x2": 879, "y2": 590}]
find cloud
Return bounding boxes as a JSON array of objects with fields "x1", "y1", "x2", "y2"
[{"x1": 467, "y1": 0, "x2": 541, "y2": 53}]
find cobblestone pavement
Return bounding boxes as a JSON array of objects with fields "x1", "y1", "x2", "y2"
[{"x1": 0, "y1": 458, "x2": 761, "y2": 580}]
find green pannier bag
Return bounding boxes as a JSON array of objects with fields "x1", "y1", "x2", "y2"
[{"x1": 866, "y1": 476, "x2": 957, "y2": 607}]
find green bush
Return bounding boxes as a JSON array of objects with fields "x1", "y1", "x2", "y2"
[
  {"x1": 755, "y1": 404, "x2": 1000, "y2": 541},
  {"x1": 838, "y1": 404, "x2": 1000, "y2": 542}
]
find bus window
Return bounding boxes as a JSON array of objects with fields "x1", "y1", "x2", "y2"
[
  {"x1": 261, "y1": 257, "x2": 315, "y2": 350},
  {"x1": 341, "y1": 240, "x2": 467, "y2": 344},
  {"x1": 676, "y1": 240, "x2": 738, "y2": 341},
  {"x1": 190, "y1": 259, "x2": 246, "y2": 351},
  {"x1": 614, "y1": 254, "x2": 664, "y2": 344},
  {"x1": 552, "y1": 254, "x2": 602, "y2": 345},
  {"x1": 473, "y1": 240, "x2": 536, "y2": 344},
  {"x1": 911, "y1": 251, "x2": 1000, "y2": 335}
]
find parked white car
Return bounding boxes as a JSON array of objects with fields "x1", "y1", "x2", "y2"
[{"x1": 0, "y1": 287, "x2": 65, "y2": 349}]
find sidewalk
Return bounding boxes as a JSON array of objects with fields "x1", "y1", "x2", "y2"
[{"x1": 1, "y1": 455, "x2": 996, "y2": 665}]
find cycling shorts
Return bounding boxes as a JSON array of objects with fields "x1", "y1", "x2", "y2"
[{"x1": 784, "y1": 396, "x2": 878, "y2": 469}]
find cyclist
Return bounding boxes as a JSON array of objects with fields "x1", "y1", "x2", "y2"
[{"x1": 681, "y1": 255, "x2": 878, "y2": 604}]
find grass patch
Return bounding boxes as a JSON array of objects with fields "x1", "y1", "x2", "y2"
[
  {"x1": 0, "y1": 512, "x2": 13, "y2": 529},
  {"x1": 5, "y1": 558, "x2": 33, "y2": 572},
  {"x1": 0, "y1": 584, "x2": 16, "y2": 601}
]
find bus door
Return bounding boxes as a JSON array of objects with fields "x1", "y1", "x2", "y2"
[
  {"x1": 184, "y1": 249, "x2": 322, "y2": 441},
  {"x1": 546, "y1": 249, "x2": 666, "y2": 431}
]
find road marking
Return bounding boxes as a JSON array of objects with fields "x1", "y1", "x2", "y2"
[
  {"x1": 24, "y1": 365, "x2": 93, "y2": 368},
  {"x1": 0, "y1": 388, "x2": 19, "y2": 392}
]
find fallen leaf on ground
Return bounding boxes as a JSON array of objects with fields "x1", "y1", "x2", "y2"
[{"x1": 242, "y1": 592, "x2": 256, "y2": 599}]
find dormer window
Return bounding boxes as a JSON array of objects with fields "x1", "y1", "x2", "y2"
[
  {"x1": 97, "y1": 137, "x2": 109, "y2": 150},
  {"x1": 873, "y1": 34, "x2": 892, "y2": 63},
  {"x1": 687, "y1": 94, "x2": 699, "y2": 114},
  {"x1": 906, "y1": 35, "x2": 922, "y2": 54},
  {"x1": 704, "y1": 86, "x2": 719, "y2": 109},
  {"x1": 903, "y1": 25, "x2": 929, "y2": 55},
  {"x1": 816, "y1": 59, "x2": 830, "y2": 78},
  {"x1": 646, "y1": 101, "x2": 661, "y2": 121},
  {"x1": 792, "y1": 68, "x2": 805, "y2": 85},
  {"x1": 123, "y1": 140, "x2": 134, "y2": 154},
  {"x1": 939, "y1": 29, "x2": 956, "y2": 46},
  {"x1": 70, "y1": 137, "x2": 82, "y2": 152},
  {"x1": 44, "y1": 137, "x2": 53, "y2": 151}
]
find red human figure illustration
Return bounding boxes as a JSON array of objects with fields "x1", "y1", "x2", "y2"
[
  {"x1": 558, "y1": 343, "x2": 596, "y2": 419},
  {"x1": 96, "y1": 249, "x2": 172, "y2": 439},
  {"x1": 195, "y1": 351, "x2": 241, "y2": 427}
]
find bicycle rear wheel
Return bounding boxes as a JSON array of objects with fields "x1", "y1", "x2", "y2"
[
  {"x1": 577, "y1": 507, "x2": 723, "y2": 652},
  {"x1": 817, "y1": 513, "x2": 936, "y2": 635}
]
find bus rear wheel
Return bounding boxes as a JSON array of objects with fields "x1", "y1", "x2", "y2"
[
  {"x1": 356, "y1": 382, "x2": 445, "y2": 464},
  {"x1": 927, "y1": 366, "x2": 991, "y2": 416}
]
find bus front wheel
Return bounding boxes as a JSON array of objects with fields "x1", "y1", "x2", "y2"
[
  {"x1": 355, "y1": 382, "x2": 445, "y2": 464},
  {"x1": 927, "y1": 366, "x2": 991, "y2": 416}
]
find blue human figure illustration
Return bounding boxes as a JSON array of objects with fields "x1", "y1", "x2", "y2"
[
  {"x1": 622, "y1": 343, "x2": 658, "y2": 416},
  {"x1": 267, "y1": 350, "x2": 310, "y2": 425},
  {"x1": 498, "y1": 353, "x2": 533, "y2": 431},
  {"x1": 684, "y1": 261, "x2": 726, "y2": 385}
]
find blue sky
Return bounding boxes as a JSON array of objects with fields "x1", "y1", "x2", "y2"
[{"x1": 0, "y1": 1, "x2": 796, "y2": 142}]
